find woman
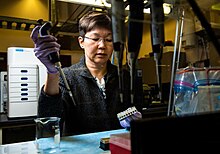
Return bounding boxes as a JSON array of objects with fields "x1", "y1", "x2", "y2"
[{"x1": 30, "y1": 11, "x2": 140, "y2": 136}]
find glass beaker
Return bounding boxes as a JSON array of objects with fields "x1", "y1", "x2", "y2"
[{"x1": 34, "y1": 117, "x2": 61, "y2": 153}]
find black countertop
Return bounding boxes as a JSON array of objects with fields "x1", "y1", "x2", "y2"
[{"x1": 0, "y1": 113, "x2": 36, "y2": 128}]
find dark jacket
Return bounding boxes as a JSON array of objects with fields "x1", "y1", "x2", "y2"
[{"x1": 38, "y1": 56, "x2": 133, "y2": 136}]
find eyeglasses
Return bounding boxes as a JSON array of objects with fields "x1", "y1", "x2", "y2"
[{"x1": 84, "y1": 36, "x2": 113, "y2": 45}]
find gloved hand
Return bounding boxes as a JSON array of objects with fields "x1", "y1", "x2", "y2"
[
  {"x1": 30, "y1": 25, "x2": 60, "y2": 74},
  {"x1": 117, "y1": 107, "x2": 142, "y2": 129}
]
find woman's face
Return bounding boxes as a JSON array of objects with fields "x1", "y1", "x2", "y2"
[{"x1": 78, "y1": 27, "x2": 113, "y2": 67}]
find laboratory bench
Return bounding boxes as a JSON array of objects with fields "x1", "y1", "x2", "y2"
[
  {"x1": 0, "y1": 128, "x2": 128, "y2": 154},
  {"x1": 1, "y1": 112, "x2": 220, "y2": 154},
  {"x1": 0, "y1": 113, "x2": 36, "y2": 145},
  {"x1": 0, "y1": 106, "x2": 168, "y2": 145}
]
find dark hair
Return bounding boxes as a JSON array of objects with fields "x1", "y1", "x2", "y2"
[{"x1": 78, "y1": 11, "x2": 112, "y2": 37}]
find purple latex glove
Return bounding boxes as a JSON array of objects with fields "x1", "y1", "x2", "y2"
[
  {"x1": 30, "y1": 26, "x2": 60, "y2": 74},
  {"x1": 119, "y1": 111, "x2": 142, "y2": 128},
  {"x1": 117, "y1": 107, "x2": 142, "y2": 129}
]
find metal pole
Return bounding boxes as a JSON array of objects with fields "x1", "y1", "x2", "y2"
[
  {"x1": 176, "y1": 10, "x2": 185, "y2": 70},
  {"x1": 167, "y1": 8, "x2": 185, "y2": 116}
]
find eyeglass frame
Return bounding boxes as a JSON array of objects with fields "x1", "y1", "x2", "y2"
[{"x1": 83, "y1": 36, "x2": 113, "y2": 44}]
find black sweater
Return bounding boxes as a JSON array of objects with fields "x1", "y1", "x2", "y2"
[{"x1": 38, "y1": 56, "x2": 133, "y2": 136}]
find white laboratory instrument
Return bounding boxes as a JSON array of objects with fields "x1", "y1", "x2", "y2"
[{"x1": 7, "y1": 47, "x2": 47, "y2": 118}]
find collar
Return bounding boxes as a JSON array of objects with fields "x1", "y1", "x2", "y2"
[{"x1": 78, "y1": 56, "x2": 118, "y2": 80}]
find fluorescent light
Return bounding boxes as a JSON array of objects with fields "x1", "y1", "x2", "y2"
[
  {"x1": 211, "y1": 3, "x2": 220, "y2": 11},
  {"x1": 57, "y1": 0, "x2": 172, "y2": 14},
  {"x1": 57, "y1": 0, "x2": 111, "y2": 7}
]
